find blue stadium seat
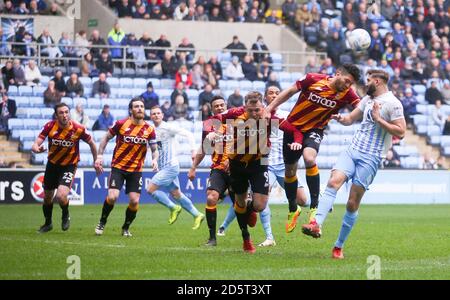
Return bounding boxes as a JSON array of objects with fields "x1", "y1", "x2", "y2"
[
  {"x1": 20, "y1": 140, "x2": 33, "y2": 151},
  {"x1": 271, "y1": 53, "x2": 282, "y2": 63},
  {"x1": 14, "y1": 96, "x2": 30, "y2": 107},
  {"x1": 278, "y1": 72, "x2": 291, "y2": 82},
  {"x1": 79, "y1": 142, "x2": 90, "y2": 153},
  {"x1": 19, "y1": 130, "x2": 36, "y2": 142},
  {"x1": 73, "y1": 97, "x2": 87, "y2": 107},
  {"x1": 32, "y1": 153, "x2": 47, "y2": 164},
  {"x1": 93, "y1": 130, "x2": 106, "y2": 142},
  {"x1": 239, "y1": 80, "x2": 253, "y2": 90},
  {"x1": 148, "y1": 78, "x2": 161, "y2": 89},
  {"x1": 161, "y1": 79, "x2": 175, "y2": 89},
  {"x1": 227, "y1": 80, "x2": 239, "y2": 90},
  {"x1": 413, "y1": 84, "x2": 426, "y2": 95},
  {"x1": 27, "y1": 108, "x2": 41, "y2": 118},
  {"x1": 427, "y1": 125, "x2": 441, "y2": 136},
  {"x1": 158, "y1": 89, "x2": 172, "y2": 101},
  {"x1": 105, "y1": 143, "x2": 115, "y2": 154},
  {"x1": 413, "y1": 115, "x2": 429, "y2": 126},
  {"x1": 8, "y1": 86, "x2": 18, "y2": 96},
  {"x1": 133, "y1": 78, "x2": 147, "y2": 89},
  {"x1": 113, "y1": 68, "x2": 122, "y2": 77},
  {"x1": 272, "y1": 63, "x2": 282, "y2": 71},
  {"x1": 440, "y1": 136, "x2": 450, "y2": 147},
  {"x1": 429, "y1": 135, "x2": 441, "y2": 146},
  {"x1": 87, "y1": 98, "x2": 102, "y2": 109},
  {"x1": 442, "y1": 146, "x2": 450, "y2": 157},
  {"x1": 38, "y1": 119, "x2": 47, "y2": 128},
  {"x1": 416, "y1": 124, "x2": 427, "y2": 135},
  {"x1": 8, "y1": 119, "x2": 23, "y2": 130},
  {"x1": 217, "y1": 51, "x2": 232, "y2": 62},
  {"x1": 290, "y1": 72, "x2": 303, "y2": 82},
  {"x1": 122, "y1": 68, "x2": 136, "y2": 77},
  {"x1": 132, "y1": 88, "x2": 143, "y2": 97},
  {"x1": 119, "y1": 77, "x2": 133, "y2": 88},
  {"x1": 117, "y1": 88, "x2": 132, "y2": 98},
  {"x1": 79, "y1": 77, "x2": 92, "y2": 88},
  {"x1": 33, "y1": 86, "x2": 46, "y2": 97},
  {"x1": 135, "y1": 68, "x2": 149, "y2": 78},
  {"x1": 186, "y1": 89, "x2": 199, "y2": 99},
  {"x1": 280, "y1": 82, "x2": 291, "y2": 90},
  {"x1": 401, "y1": 157, "x2": 420, "y2": 168},
  {"x1": 416, "y1": 104, "x2": 428, "y2": 115},
  {"x1": 252, "y1": 81, "x2": 265, "y2": 93},
  {"x1": 29, "y1": 96, "x2": 44, "y2": 107},
  {"x1": 218, "y1": 80, "x2": 228, "y2": 90},
  {"x1": 23, "y1": 119, "x2": 39, "y2": 129},
  {"x1": 41, "y1": 108, "x2": 54, "y2": 119},
  {"x1": 40, "y1": 76, "x2": 50, "y2": 87},
  {"x1": 19, "y1": 86, "x2": 33, "y2": 96},
  {"x1": 84, "y1": 109, "x2": 99, "y2": 120},
  {"x1": 106, "y1": 77, "x2": 120, "y2": 88}
]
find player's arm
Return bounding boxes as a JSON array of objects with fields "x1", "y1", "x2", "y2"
[
  {"x1": 31, "y1": 136, "x2": 46, "y2": 153},
  {"x1": 264, "y1": 83, "x2": 299, "y2": 117},
  {"x1": 331, "y1": 108, "x2": 364, "y2": 126},
  {"x1": 189, "y1": 146, "x2": 206, "y2": 181},
  {"x1": 87, "y1": 138, "x2": 103, "y2": 175},
  {"x1": 278, "y1": 117, "x2": 304, "y2": 151},
  {"x1": 372, "y1": 102, "x2": 407, "y2": 139},
  {"x1": 149, "y1": 142, "x2": 159, "y2": 172},
  {"x1": 95, "y1": 131, "x2": 114, "y2": 170}
]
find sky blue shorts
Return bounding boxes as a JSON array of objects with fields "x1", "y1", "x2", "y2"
[
  {"x1": 333, "y1": 147, "x2": 382, "y2": 190},
  {"x1": 150, "y1": 164, "x2": 180, "y2": 192}
]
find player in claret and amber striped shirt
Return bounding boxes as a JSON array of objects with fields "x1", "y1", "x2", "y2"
[
  {"x1": 94, "y1": 97, "x2": 159, "y2": 237},
  {"x1": 264, "y1": 64, "x2": 362, "y2": 232},
  {"x1": 32, "y1": 103, "x2": 101, "y2": 233}
]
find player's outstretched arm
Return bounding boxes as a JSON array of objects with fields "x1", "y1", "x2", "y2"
[
  {"x1": 189, "y1": 146, "x2": 206, "y2": 181},
  {"x1": 264, "y1": 83, "x2": 299, "y2": 117},
  {"x1": 31, "y1": 137, "x2": 46, "y2": 153},
  {"x1": 331, "y1": 108, "x2": 363, "y2": 126},
  {"x1": 149, "y1": 143, "x2": 159, "y2": 172}
]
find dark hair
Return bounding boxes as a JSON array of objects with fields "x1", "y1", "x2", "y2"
[
  {"x1": 128, "y1": 96, "x2": 145, "y2": 110},
  {"x1": 54, "y1": 102, "x2": 70, "y2": 114},
  {"x1": 338, "y1": 63, "x2": 361, "y2": 82},
  {"x1": 245, "y1": 91, "x2": 263, "y2": 104},
  {"x1": 210, "y1": 95, "x2": 225, "y2": 105},
  {"x1": 366, "y1": 69, "x2": 390, "y2": 83},
  {"x1": 264, "y1": 85, "x2": 280, "y2": 97}
]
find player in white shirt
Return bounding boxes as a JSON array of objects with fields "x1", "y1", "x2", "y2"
[
  {"x1": 302, "y1": 69, "x2": 406, "y2": 259},
  {"x1": 147, "y1": 106, "x2": 205, "y2": 229}
]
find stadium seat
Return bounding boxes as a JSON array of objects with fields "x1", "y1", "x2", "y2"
[
  {"x1": 113, "y1": 68, "x2": 122, "y2": 77},
  {"x1": 440, "y1": 136, "x2": 450, "y2": 148},
  {"x1": 73, "y1": 97, "x2": 87, "y2": 107},
  {"x1": 416, "y1": 124, "x2": 427, "y2": 135},
  {"x1": 8, "y1": 119, "x2": 23, "y2": 130},
  {"x1": 413, "y1": 85, "x2": 426, "y2": 95},
  {"x1": 442, "y1": 146, "x2": 450, "y2": 157},
  {"x1": 40, "y1": 76, "x2": 50, "y2": 87},
  {"x1": 239, "y1": 80, "x2": 253, "y2": 90},
  {"x1": 227, "y1": 80, "x2": 239, "y2": 90},
  {"x1": 79, "y1": 142, "x2": 90, "y2": 153},
  {"x1": 19, "y1": 86, "x2": 33, "y2": 96},
  {"x1": 158, "y1": 89, "x2": 172, "y2": 101},
  {"x1": 38, "y1": 119, "x2": 47, "y2": 128},
  {"x1": 122, "y1": 68, "x2": 136, "y2": 77},
  {"x1": 252, "y1": 81, "x2": 266, "y2": 93},
  {"x1": 93, "y1": 130, "x2": 106, "y2": 142},
  {"x1": 29, "y1": 96, "x2": 44, "y2": 107},
  {"x1": 416, "y1": 104, "x2": 428, "y2": 115},
  {"x1": 84, "y1": 109, "x2": 99, "y2": 120},
  {"x1": 118, "y1": 88, "x2": 133, "y2": 98},
  {"x1": 427, "y1": 125, "x2": 441, "y2": 136},
  {"x1": 33, "y1": 86, "x2": 46, "y2": 97},
  {"x1": 14, "y1": 96, "x2": 30, "y2": 107},
  {"x1": 87, "y1": 98, "x2": 102, "y2": 109},
  {"x1": 23, "y1": 119, "x2": 39, "y2": 129},
  {"x1": 135, "y1": 68, "x2": 149, "y2": 78},
  {"x1": 278, "y1": 72, "x2": 291, "y2": 82},
  {"x1": 133, "y1": 78, "x2": 147, "y2": 89},
  {"x1": 413, "y1": 115, "x2": 429, "y2": 126},
  {"x1": 218, "y1": 80, "x2": 228, "y2": 90},
  {"x1": 271, "y1": 53, "x2": 283, "y2": 64},
  {"x1": 27, "y1": 108, "x2": 41, "y2": 118},
  {"x1": 32, "y1": 153, "x2": 47, "y2": 164},
  {"x1": 280, "y1": 82, "x2": 291, "y2": 90},
  {"x1": 8, "y1": 85, "x2": 18, "y2": 96},
  {"x1": 429, "y1": 135, "x2": 441, "y2": 146},
  {"x1": 148, "y1": 78, "x2": 161, "y2": 89},
  {"x1": 119, "y1": 77, "x2": 133, "y2": 88},
  {"x1": 401, "y1": 157, "x2": 420, "y2": 168},
  {"x1": 290, "y1": 72, "x2": 303, "y2": 82},
  {"x1": 161, "y1": 79, "x2": 176, "y2": 89},
  {"x1": 19, "y1": 130, "x2": 36, "y2": 142},
  {"x1": 132, "y1": 88, "x2": 143, "y2": 97},
  {"x1": 105, "y1": 143, "x2": 115, "y2": 154},
  {"x1": 20, "y1": 140, "x2": 33, "y2": 151},
  {"x1": 41, "y1": 108, "x2": 54, "y2": 119}
]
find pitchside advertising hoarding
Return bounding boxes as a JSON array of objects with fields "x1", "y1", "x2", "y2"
[{"x1": 0, "y1": 169, "x2": 449, "y2": 204}]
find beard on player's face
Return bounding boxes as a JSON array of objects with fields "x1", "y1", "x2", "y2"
[{"x1": 366, "y1": 82, "x2": 377, "y2": 97}]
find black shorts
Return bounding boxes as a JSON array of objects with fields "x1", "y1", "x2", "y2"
[
  {"x1": 229, "y1": 160, "x2": 269, "y2": 196},
  {"x1": 109, "y1": 167, "x2": 143, "y2": 194},
  {"x1": 207, "y1": 169, "x2": 232, "y2": 198},
  {"x1": 283, "y1": 128, "x2": 324, "y2": 164},
  {"x1": 43, "y1": 162, "x2": 77, "y2": 191}
]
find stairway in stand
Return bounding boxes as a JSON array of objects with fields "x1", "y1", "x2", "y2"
[{"x1": 0, "y1": 134, "x2": 32, "y2": 168}]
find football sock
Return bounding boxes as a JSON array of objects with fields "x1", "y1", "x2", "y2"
[
  {"x1": 284, "y1": 175, "x2": 298, "y2": 212},
  {"x1": 177, "y1": 193, "x2": 200, "y2": 217},
  {"x1": 315, "y1": 186, "x2": 337, "y2": 225},
  {"x1": 151, "y1": 190, "x2": 176, "y2": 210},
  {"x1": 205, "y1": 205, "x2": 217, "y2": 239},
  {"x1": 260, "y1": 205, "x2": 274, "y2": 240},
  {"x1": 335, "y1": 210, "x2": 359, "y2": 249},
  {"x1": 100, "y1": 198, "x2": 114, "y2": 224},
  {"x1": 306, "y1": 165, "x2": 320, "y2": 209},
  {"x1": 220, "y1": 204, "x2": 236, "y2": 231},
  {"x1": 60, "y1": 201, "x2": 69, "y2": 220},
  {"x1": 234, "y1": 202, "x2": 250, "y2": 240},
  {"x1": 43, "y1": 203, "x2": 53, "y2": 226},
  {"x1": 122, "y1": 204, "x2": 138, "y2": 230}
]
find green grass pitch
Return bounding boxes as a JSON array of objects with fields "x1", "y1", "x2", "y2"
[{"x1": 0, "y1": 204, "x2": 449, "y2": 280}]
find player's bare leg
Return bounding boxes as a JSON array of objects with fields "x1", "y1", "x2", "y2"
[
  {"x1": 38, "y1": 190, "x2": 55, "y2": 233},
  {"x1": 332, "y1": 184, "x2": 364, "y2": 259},
  {"x1": 122, "y1": 192, "x2": 140, "y2": 237},
  {"x1": 54, "y1": 186, "x2": 71, "y2": 231},
  {"x1": 95, "y1": 189, "x2": 120, "y2": 235}
]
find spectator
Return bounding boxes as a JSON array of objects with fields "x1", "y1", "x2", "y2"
[
  {"x1": 202, "y1": 63, "x2": 218, "y2": 89},
  {"x1": 15, "y1": 1, "x2": 29, "y2": 14},
  {"x1": 24, "y1": 60, "x2": 42, "y2": 86},
  {"x1": 258, "y1": 58, "x2": 272, "y2": 81},
  {"x1": 241, "y1": 54, "x2": 258, "y2": 82},
  {"x1": 198, "y1": 84, "x2": 214, "y2": 107},
  {"x1": 208, "y1": 55, "x2": 222, "y2": 81},
  {"x1": 1, "y1": 61, "x2": 15, "y2": 90},
  {"x1": 224, "y1": 56, "x2": 245, "y2": 80},
  {"x1": 251, "y1": 35, "x2": 270, "y2": 64},
  {"x1": 176, "y1": 37, "x2": 195, "y2": 63},
  {"x1": 160, "y1": 0, "x2": 174, "y2": 20},
  {"x1": 436, "y1": 156, "x2": 447, "y2": 170},
  {"x1": 71, "y1": 103, "x2": 90, "y2": 128},
  {"x1": 117, "y1": 0, "x2": 133, "y2": 17},
  {"x1": 191, "y1": 64, "x2": 205, "y2": 90},
  {"x1": 201, "y1": 102, "x2": 212, "y2": 121},
  {"x1": 141, "y1": 81, "x2": 159, "y2": 110},
  {"x1": 265, "y1": 72, "x2": 281, "y2": 90},
  {"x1": 58, "y1": 32, "x2": 78, "y2": 67},
  {"x1": 327, "y1": 30, "x2": 346, "y2": 65},
  {"x1": 161, "y1": 50, "x2": 178, "y2": 78},
  {"x1": 173, "y1": 1, "x2": 188, "y2": 20},
  {"x1": 304, "y1": 57, "x2": 319, "y2": 74},
  {"x1": 43, "y1": 80, "x2": 61, "y2": 107},
  {"x1": 0, "y1": 27, "x2": 11, "y2": 56},
  {"x1": 96, "y1": 50, "x2": 114, "y2": 77},
  {"x1": 227, "y1": 88, "x2": 244, "y2": 108},
  {"x1": 51, "y1": 69, "x2": 67, "y2": 96},
  {"x1": 81, "y1": 52, "x2": 98, "y2": 77},
  {"x1": 425, "y1": 80, "x2": 443, "y2": 105},
  {"x1": 175, "y1": 64, "x2": 193, "y2": 88},
  {"x1": 382, "y1": 148, "x2": 401, "y2": 169},
  {"x1": 295, "y1": 3, "x2": 313, "y2": 37},
  {"x1": 171, "y1": 81, "x2": 188, "y2": 105},
  {"x1": 281, "y1": 0, "x2": 297, "y2": 28},
  {"x1": 195, "y1": 5, "x2": 209, "y2": 21},
  {"x1": 402, "y1": 88, "x2": 419, "y2": 126},
  {"x1": 444, "y1": 115, "x2": 450, "y2": 135},
  {"x1": 66, "y1": 73, "x2": 84, "y2": 97},
  {"x1": 94, "y1": 104, "x2": 114, "y2": 131},
  {"x1": 265, "y1": 9, "x2": 282, "y2": 25},
  {"x1": 92, "y1": 73, "x2": 111, "y2": 99},
  {"x1": 167, "y1": 94, "x2": 193, "y2": 121},
  {"x1": 107, "y1": 22, "x2": 126, "y2": 62},
  {"x1": 442, "y1": 80, "x2": 450, "y2": 105},
  {"x1": 432, "y1": 100, "x2": 447, "y2": 132},
  {"x1": 133, "y1": 3, "x2": 149, "y2": 19},
  {"x1": 224, "y1": 36, "x2": 247, "y2": 62},
  {"x1": 0, "y1": 91, "x2": 16, "y2": 133},
  {"x1": 154, "y1": 34, "x2": 171, "y2": 60},
  {"x1": 12, "y1": 59, "x2": 25, "y2": 86},
  {"x1": 75, "y1": 30, "x2": 90, "y2": 58},
  {"x1": 247, "y1": 8, "x2": 262, "y2": 23},
  {"x1": 421, "y1": 152, "x2": 437, "y2": 169},
  {"x1": 209, "y1": 7, "x2": 224, "y2": 22},
  {"x1": 319, "y1": 58, "x2": 336, "y2": 76},
  {"x1": 1, "y1": 0, "x2": 14, "y2": 14},
  {"x1": 89, "y1": 29, "x2": 106, "y2": 58}
]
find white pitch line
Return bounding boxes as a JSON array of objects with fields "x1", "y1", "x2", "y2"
[{"x1": 0, "y1": 236, "x2": 126, "y2": 248}]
